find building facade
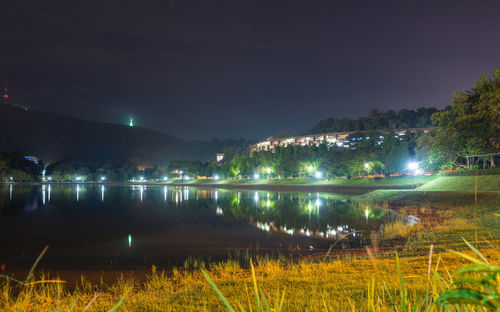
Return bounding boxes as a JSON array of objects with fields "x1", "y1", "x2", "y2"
[{"x1": 249, "y1": 128, "x2": 430, "y2": 155}]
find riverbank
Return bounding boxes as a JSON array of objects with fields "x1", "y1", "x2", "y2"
[
  {"x1": 8, "y1": 175, "x2": 500, "y2": 194},
  {"x1": 2, "y1": 247, "x2": 499, "y2": 311}
]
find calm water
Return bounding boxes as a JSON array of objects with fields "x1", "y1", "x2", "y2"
[{"x1": 0, "y1": 184, "x2": 406, "y2": 270}]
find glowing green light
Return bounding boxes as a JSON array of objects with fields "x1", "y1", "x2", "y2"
[
  {"x1": 129, "y1": 118, "x2": 134, "y2": 127},
  {"x1": 128, "y1": 234, "x2": 132, "y2": 247}
]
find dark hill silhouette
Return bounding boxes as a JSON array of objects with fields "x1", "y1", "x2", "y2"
[{"x1": 0, "y1": 105, "x2": 248, "y2": 163}]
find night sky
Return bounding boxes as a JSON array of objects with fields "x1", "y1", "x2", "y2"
[{"x1": 1, "y1": 0, "x2": 499, "y2": 140}]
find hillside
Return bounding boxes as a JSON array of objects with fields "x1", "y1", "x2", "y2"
[
  {"x1": 0, "y1": 105, "x2": 247, "y2": 163},
  {"x1": 416, "y1": 176, "x2": 500, "y2": 192}
]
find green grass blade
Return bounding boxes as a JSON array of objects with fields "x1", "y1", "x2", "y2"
[
  {"x1": 201, "y1": 268, "x2": 236, "y2": 312},
  {"x1": 461, "y1": 238, "x2": 488, "y2": 264},
  {"x1": 250, "y1": 260, "x2": 262, "y2": 312},
  {"x1": 383, "y1": 281, "x2": 398, "y2": 312},
  {"x1": 396, "y1": 252, "x2": 406, "y2": 312},
  {"x1": 107, "y1": 289, "x2": 130, "y2": 312},
  {"x1": 446, "y1": 250, "x2": 483, "y2": 265},
  {"x1": 25, "y1": 245, "x2": 49, "y2": 283},
  {"x1": 278, "y1": 288, "x2": 286, "y2": 312},
  {"x1": 258, "y1": 287, "x2": 272, "y2": 312},
  {"x1": 0, "y1": 274, "x2": 25, "y2": 285}
]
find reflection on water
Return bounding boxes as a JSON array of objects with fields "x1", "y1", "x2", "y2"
[{"x1": 0, "y1": 184, "x2": 409, "y2": 270}]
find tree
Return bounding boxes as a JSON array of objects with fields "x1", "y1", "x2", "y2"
[{"x1": 417, "y1": 70, "x2": 500, "y2": 169}]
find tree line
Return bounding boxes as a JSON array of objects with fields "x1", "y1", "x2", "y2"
[
  {"x1": 307, "y1": 107, "x2": 440, "y2": 134},
  {"x1": 2, "y1": 70, "x2": 499, "y2": 182}
]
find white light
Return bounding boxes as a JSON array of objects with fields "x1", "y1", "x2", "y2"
[
  {"x1": 415, "y1": 168, "x2": 424, "y2": 176},
  {"x1": 76, "y1": 176, "x2": 82, "y2": 181},
  {"x1": 266, "y1": 167, "x2": 271, "y2": 174},
  {"x1": 213, "y1": 175, "x2": 219, "y2": 180},
  {"x1": 314, "y1": 171, "x2": 322, "y2": 179},
  {"x1": 47, "y1": 177, "x2": 52, "y2": 181},
  {"x1": 307, "y1": 165, "x2": 313, "y2": 172},
  {"x1": 163, "y1": 176, "x2": 168, "y2": 181},
  {"x1": 408, "y1": 162, "x2": 419, "y2": 170},
  {"x1": 184, "y1": 176, "x2": 190, "y2": 180},
  {"x1": 254, "y1": 173, "x2": 260, "y2": 179},
  {"x1": 364, "y1": 163, "x2": 370, "y2": 169},
  {"x1": 100, "y1": 176, "x2": 106, "y2": 181},
  {"x1": 139, "y1": 176, "x2": 144, "y2": 181}
]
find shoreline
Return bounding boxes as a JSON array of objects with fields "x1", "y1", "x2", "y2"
[{"x1": 0, "y1": 180, "x2": 414, "y2": 194}]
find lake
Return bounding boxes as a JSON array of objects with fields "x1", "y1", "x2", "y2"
[{"x1": 0, "y1": 184, "x2": 407, "y2": 271}]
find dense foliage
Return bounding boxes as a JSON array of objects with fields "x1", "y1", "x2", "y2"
[
  {"x1": 0, "y1": 152, "x2": 42, "y2": 181},
  {"x1": 417, "y1": 70, "x2": 500, "y2": 169},
  {"x1": 45, "y1": 158, "x2": 140, "y2": 182},
  {"x1": 307, "y1": 107, "x2": 439, "y2": 134},
  {"x1": 164, "y1": 131, "x2": 419, "y2": 179}
]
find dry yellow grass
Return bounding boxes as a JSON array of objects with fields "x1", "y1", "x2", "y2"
[{"x1": 1, "y1": 247, "x2": 498, "y2": 311}]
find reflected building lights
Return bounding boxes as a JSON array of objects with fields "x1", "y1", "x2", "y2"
[
  {"x1": 9, "y1": 184, "x2": 12, "y2": 200},
  {"x1": 42, "y1": 185, "x2": 46, "y2": 205},
  {"x1": 76, "y1": 184, "x2": 80, "y2": 202},
  {"x1": 140, "y1": 185, "x2": 144, "y2": 202},
  {"x1": 216, "y1": 206, "x2": 223, "y2": 216},
  {"x1": 164, "y1": 186, "x2": 167, "y2": 202},
  {"x1": 48, "y1": 185, "x2": 51, "y2": 202},
  {"x1": 101, "y1": 185, "x2": 105, "y2": 202},
  {"x1": 237, "y1": 192, "x2": 241, "y2": 204},
  {"x1": 254, "y1": 192, "x2": 259, "y2": 203}
]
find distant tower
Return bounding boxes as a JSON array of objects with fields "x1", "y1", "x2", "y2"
[
  {"x1": 129, "y1": 117, "x2": 134, "y2": 127},
  {"x1": 1, "y1": 81, "x2": 7, "y2": 105}
]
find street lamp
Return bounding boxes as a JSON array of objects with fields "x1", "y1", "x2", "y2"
[
  {"x1": 407, "y1": 161, "x2": 419, "y2": 189},
  {"x1": 314, "y1": 171, "x2": 322, "y2": 179},
  {"x1": 254, "y1": 173, "x2": 260, "y2": 180}
]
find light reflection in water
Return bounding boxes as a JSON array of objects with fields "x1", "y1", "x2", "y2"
[
  {"x1": 216, "y1": 207, "x2": 223, "y2": 215},
  {"x1": 9, "y1": 184, "x2": 12, "y2": 200},
  {"x1": 42, "y1": 185, "x2": 46, "y2": 205},
  {"x1": 1, "y1": 185, "x2": 406, "y2": 247}
]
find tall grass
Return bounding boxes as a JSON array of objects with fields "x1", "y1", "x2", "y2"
[{"x1": 202, "y1": 240, "x2": 499, "y2": 311}]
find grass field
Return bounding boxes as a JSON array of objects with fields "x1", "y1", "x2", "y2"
[
  {"x1": 165, "y1": 175, "x2": 437, "y2": 189},
  {"x1": 417, "y1": 175, "x2": 500, "y2": 191}
]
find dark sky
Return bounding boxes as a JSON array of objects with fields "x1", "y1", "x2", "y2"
[{"x1": 1, "y1": 0, "x2": 499, "y2": 140}]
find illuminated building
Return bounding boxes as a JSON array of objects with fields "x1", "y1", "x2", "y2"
[
  {"x1": 249, "y1": 128, "x2": 430, "y2": 155},
  {"x1": 216, "y1": 153, "x2": 224, "y2": 162}
]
